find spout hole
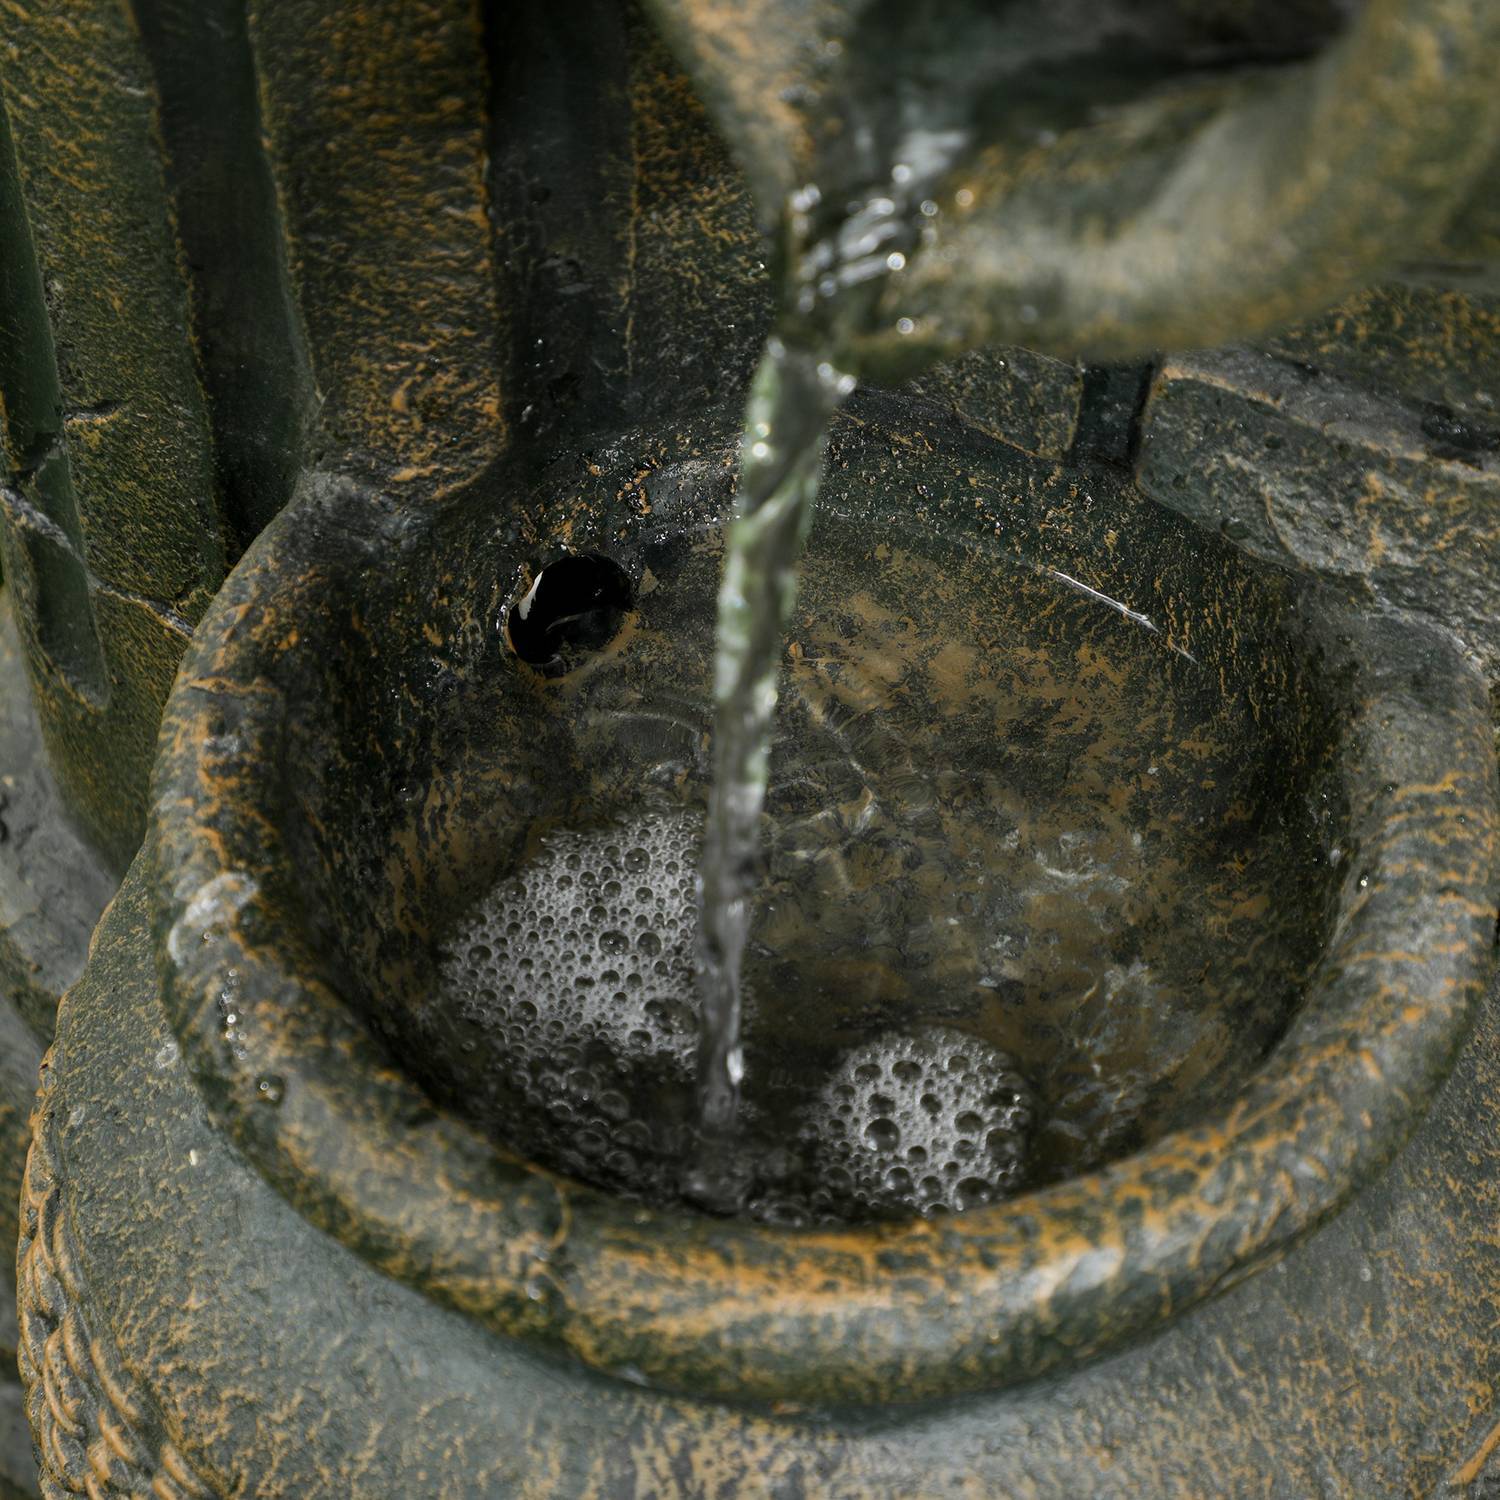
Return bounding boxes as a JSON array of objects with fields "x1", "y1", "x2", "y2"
[{"x1": 506, "y1": 553, "x2": 632, "y2": 673}]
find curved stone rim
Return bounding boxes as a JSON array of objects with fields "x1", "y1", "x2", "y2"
[{"x1": 149, "y1": 487, "x2": 1499, "y2": 1406}]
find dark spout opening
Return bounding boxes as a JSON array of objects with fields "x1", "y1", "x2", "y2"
[{"x1": 506, "y1": 552, "x2": 633, "y2": 673}]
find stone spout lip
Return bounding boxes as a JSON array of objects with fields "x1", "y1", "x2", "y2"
[
  {"x1": 147, "y1": 466, "x2": 1498, "y2": 1409},
  {"x1": 647, "y1": 0, "x2": 1500, "y2": 368}
]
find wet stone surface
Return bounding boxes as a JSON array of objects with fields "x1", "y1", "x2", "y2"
[{"x1": 1135, "y1": 278, "x2": 1500, "y2": 673}]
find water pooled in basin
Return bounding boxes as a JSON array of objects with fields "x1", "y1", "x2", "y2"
[
  {"x1": 420, "y1": 38, "x2": 1337, "y2": 1218},
  {"x1": 418, "y1": 518, "x2": 1330, "y2": 1224},
  {"x1": 439, "y1": 803, "x2": 1042, "y2": 1224}
]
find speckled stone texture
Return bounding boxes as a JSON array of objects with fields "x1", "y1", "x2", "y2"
[
  {"x1": 0, "y1": 599, "x2": 111, "y2": 1500},
  {"x1": 15, "y1": 815, "x2": 1499, "y2": 1496},
  {"x1": 1135, "y1": 278, "x2": 1500, "y2": 673},
  {"x1": 0, "y1": 1, "x2": 230, "y2": 872},
  {"x1": 8, "y1": 361, "x2": 1480, "y2": 1490},
  {"x1": 3, "y1": 0, "x2": 1500, "y2": 1495}
]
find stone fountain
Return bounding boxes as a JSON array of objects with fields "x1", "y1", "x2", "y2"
[{"x1": 0, "y1": 1, "x2": 1497, "y2": 1496}]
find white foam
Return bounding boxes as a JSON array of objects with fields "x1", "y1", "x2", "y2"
[
  {"x1": 437, "y1": 810, "x2": 702, "y2": 1192},
  {"x1": 806, "y1": 1024, "x2": 1033, "y2": 1218}
]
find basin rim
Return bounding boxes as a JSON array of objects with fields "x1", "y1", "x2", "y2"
[{"x1": 149, "y1": 484, "x2": 1500, "y2": 1406}]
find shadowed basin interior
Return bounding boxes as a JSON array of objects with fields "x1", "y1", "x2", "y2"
[{"x1": 274, "y1": 392, "x2": 1346, "y2": 1225}]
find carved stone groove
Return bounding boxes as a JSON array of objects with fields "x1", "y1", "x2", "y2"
[{"x1": 16, "y1": 1058, "x2": 213, "y2": 1500}]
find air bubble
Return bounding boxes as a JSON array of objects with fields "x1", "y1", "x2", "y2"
[{"x1": 439, "y1": 802, "x2": 1038, "y2": 1228}]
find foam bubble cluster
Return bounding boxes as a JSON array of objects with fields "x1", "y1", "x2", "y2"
[
  {"x1": 439, "y1": 814, "x2": 1037, "y2": 1222},
  {"x1": 437, "y1": 810, "x2": 702, "y2": 1197},
  {"x1": 804, "y1": 1025, "x2": 1035, "y2": 1219}
]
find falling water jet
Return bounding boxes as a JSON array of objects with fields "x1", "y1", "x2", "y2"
[{"x1": 687, "y1": 145, "x2": 968, "y2": 1210}]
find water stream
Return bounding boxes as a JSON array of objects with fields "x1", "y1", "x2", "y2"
[
  {"x1": 689, "y1": 147, "x2": 966, "y2": 1208},
  {"x1": 688, "y1": 336, "x2": 852, "y2": 1206}
]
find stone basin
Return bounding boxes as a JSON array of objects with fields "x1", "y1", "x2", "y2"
[
  {"x1": 4, "y1": 1, "x2": 1499, "y2": 1494},
  {"x1": 142, "y1": 386, "x2": 1498, "y2": 1411}
]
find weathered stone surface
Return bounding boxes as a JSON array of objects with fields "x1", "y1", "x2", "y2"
[
  {"x1": 0, "y1": 604, "x2": 114, "y2": 1046},
  {"x1": 0, "y1": 605, "x2": 83, "y2": 1500},
  {"x1": 130, "y1": 0, "x2": 316, "y2": 555},
  {"x1": 0, "y1": 0, "x2": 229, "y2": 869},
  {"x1": 39, "y1": 329, "x2": 1472, "y2": 1495},
  {"x1": 21, "y1": 650, "x2": 1500, "y2": 1493},
  {"x1": 1430, "y1": 142, "x2": 1500, "y2": 272},
  {"x1": 1136, "y1": 334, "x2": 1500, "y2": 671},
  {"x1": 0, "y1": 592, "x2": 107, "y2": 1500},
  {"x1": 904, "y1": 346, "x2": 1084, "y2": 458},
  {"x1": 2, "y1": 5, "x2": 1499, "y2": 1498},
  {"x1": 0, "y1": 2, "x2": 225, "y2": 606},
  {"x1": 1260, "y1": 277, "x2": 1500, "y2": 421},
  {"x1": 247, "y1": 0, "x2": 506, "y2": 496},
  {"x1": 489, "y1": 2, "x2": 768, "y2": 463},
  {"x1": 0, "y1": 1380, "x2": 35, "y2": 1500}
]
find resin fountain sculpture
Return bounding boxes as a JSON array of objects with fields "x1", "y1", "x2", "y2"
[{"x1": 1, "y1": 2, "x2": 1498, "y2": 1497}]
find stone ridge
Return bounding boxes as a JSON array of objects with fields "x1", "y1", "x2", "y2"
[{"x1": 17, "y1": 1057, "x2": 214, "y2": 1500}]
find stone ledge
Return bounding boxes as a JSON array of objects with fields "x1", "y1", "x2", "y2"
[{"x1": 1136, "y1": 330, "x2": 1500, "y2": 673}]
